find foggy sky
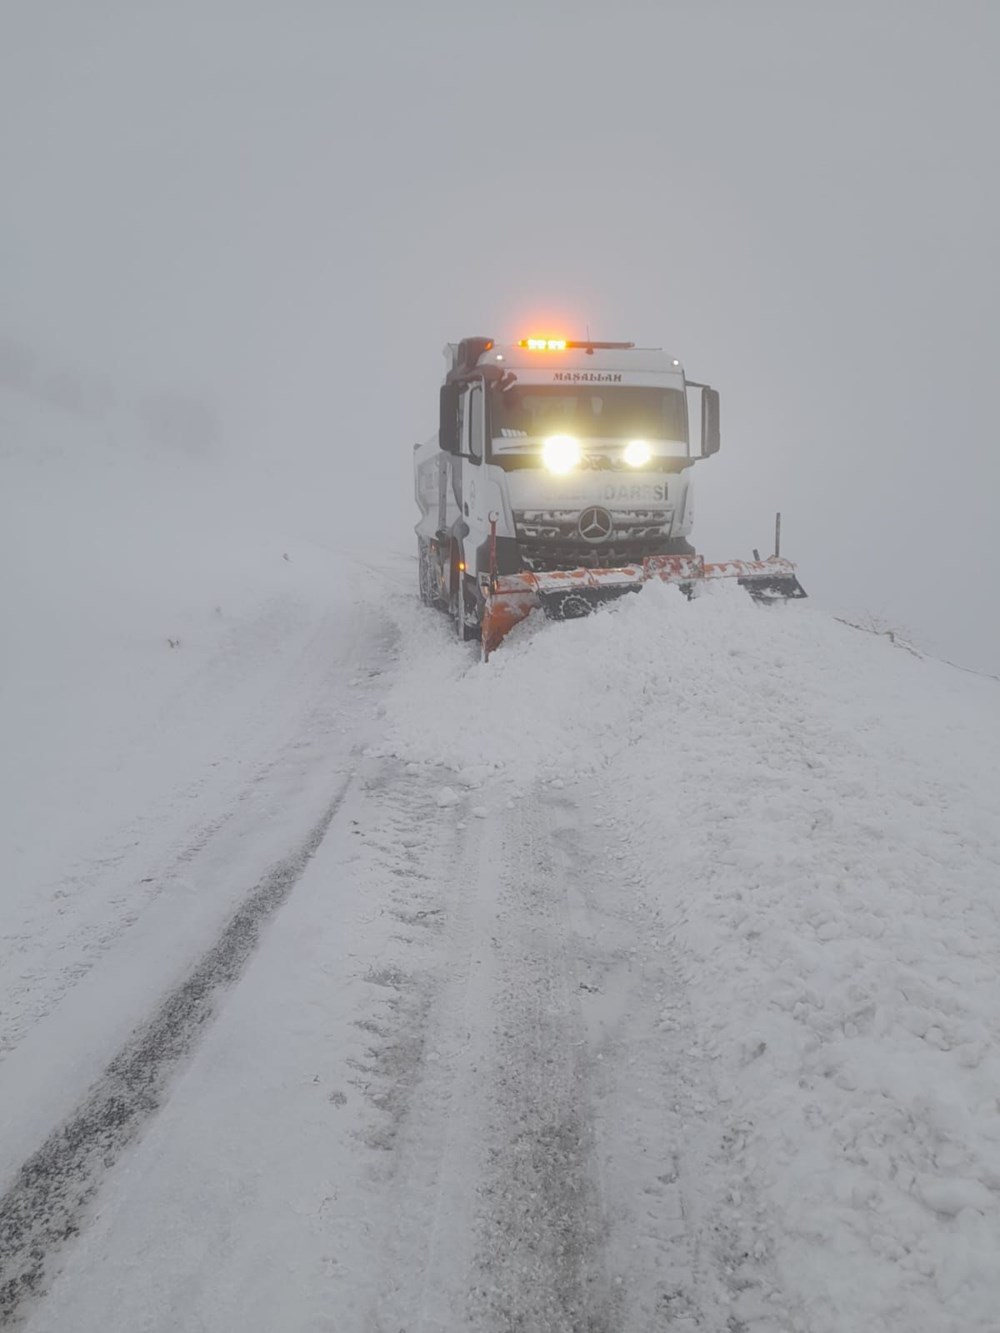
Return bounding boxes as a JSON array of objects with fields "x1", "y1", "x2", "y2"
[{"x1": 3, "y1": 0, "x2": 999, "y2": 671}]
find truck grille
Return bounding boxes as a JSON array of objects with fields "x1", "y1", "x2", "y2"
[{"x1": 514, "y1": 508, "x2": 676, "y2": 571}]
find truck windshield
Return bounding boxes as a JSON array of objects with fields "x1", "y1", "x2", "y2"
[{"x1": 492, "y1": 385, "x2": 688, "y2": 442}]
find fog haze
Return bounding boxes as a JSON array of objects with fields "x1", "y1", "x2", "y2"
[{"x1": 3, "y1": 0, "x2": 998, "y2": 669}]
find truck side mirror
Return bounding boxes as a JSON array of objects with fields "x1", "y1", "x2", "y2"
[
  {"x1": 439, "y1": 383, "x2": 461, "y2": 454},
  {"x1": 701, "y1": 386, "x2": 720, "y2": 456}
]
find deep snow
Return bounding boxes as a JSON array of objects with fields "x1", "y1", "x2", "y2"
[
  {"x1": 2, "y1": 386, "x2": 1000, "y2": 1331},
  {"x1": 378, "y1": 584, "x2": 1000, "y2": 1329}
]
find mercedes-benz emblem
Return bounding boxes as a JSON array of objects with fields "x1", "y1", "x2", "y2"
[{"x1": 577, "y1": 505, "x2": 614, "y2": 544}]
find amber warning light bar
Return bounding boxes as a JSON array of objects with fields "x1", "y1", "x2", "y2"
[{"x1": 518, "y1": 338, "x2": 636, "y2": 351}]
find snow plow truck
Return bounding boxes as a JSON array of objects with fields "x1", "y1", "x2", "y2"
[{"x1": 414, "y1": 335, "x2": 805, "y2": 656}]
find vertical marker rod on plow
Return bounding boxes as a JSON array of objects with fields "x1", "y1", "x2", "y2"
[{"x1": 774, "y1": 511, "x2": 781, "y2": 558}]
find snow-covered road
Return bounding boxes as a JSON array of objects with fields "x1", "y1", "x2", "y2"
[
  {"x1": 0, "y1": 584, "x2": 396, "y2": 1317},
  {"x1": 5, "y1": 684, "x2": 746, "y2": 1332},
  {"x1": 3, "y1": 393, "x2": 1000, "y2": 1331},
  {"x1": 3, "y1": 564, "x2": 998, "y2": 1331}
]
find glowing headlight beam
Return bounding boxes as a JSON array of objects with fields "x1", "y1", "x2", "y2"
[
  {"x1": 542, "y1": 435, "x2": 581, "y2": 474},
  {"x1": 623, "y1": 439, "x2": 652, "y2": 467}
]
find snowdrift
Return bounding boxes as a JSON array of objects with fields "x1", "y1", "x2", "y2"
[{"x1": 380, "y1": 582, "x2": 1000, "y2": 1330}]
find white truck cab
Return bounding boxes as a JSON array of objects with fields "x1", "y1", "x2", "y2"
[{"x1": 414, "y1": 335, "x2": 721, "y2": 638}]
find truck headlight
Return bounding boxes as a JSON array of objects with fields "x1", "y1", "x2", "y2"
[
  {"x1": 542, "y1": 435, "x2": 581, "y2": 474},
  {"x1": 623, "y1": 439, "x2": 652, "y2": 467}
]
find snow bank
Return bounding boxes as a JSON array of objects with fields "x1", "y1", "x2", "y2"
[{"x1": 381, "y1": 581, "x2": 1000, "y2": 1329}]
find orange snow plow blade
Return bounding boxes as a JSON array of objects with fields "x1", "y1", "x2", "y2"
[{"x1": 481, "y1": 554, "x2": 806, "y2": 658}]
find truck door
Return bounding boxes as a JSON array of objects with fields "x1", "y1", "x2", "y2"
[{"x1": 463, "y1": 379, "x2": 491, "y2": 569}]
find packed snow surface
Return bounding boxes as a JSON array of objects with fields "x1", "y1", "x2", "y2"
[
  {"x1": 381, "y1": 585, "x2": 1000, "y2": 1329},
  {"x1": 3, "y1": 387, "x2": 1000, "y2": 1331}
]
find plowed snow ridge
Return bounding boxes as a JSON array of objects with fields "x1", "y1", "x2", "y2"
[{"x1": 374, "y1": 581, "x2": 1000, "y2": 1331}]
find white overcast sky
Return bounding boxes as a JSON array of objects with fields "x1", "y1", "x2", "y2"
[{"x1": 3, "y1": 0, "x2": 998, "y2": 670}]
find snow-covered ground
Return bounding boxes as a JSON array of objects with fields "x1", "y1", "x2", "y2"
[
  {"x1": 373, "y1": 584, "x2": 1000, "y2": 1331},
  {"x1": 2, "y1": 387, "x2": 1000, "y2": 1331}
]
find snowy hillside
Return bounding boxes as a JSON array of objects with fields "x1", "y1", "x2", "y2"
[
  {"x1": 2, "y1": 383, "x2": 334, "y2": 907},
  {"x1": 2, "y1": 389, "x2": 1000, "y2": 1332}
]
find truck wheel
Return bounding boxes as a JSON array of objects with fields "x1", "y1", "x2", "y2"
[
  {"x1": 418, "y1": 538, "x2": 432, "y2": 605},
  {"x1": 450, "y1": 561, "x2": 480, "y2": 642},
  {"x1": 458, "y1": 574, "x2": 481, "y2": 641}
]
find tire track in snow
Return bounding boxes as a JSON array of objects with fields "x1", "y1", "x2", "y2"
[
  {"x1": 0, "y1": 774, "x2": 353, "y2": 1329},
  {"x1": 467, "y1": 792, "x2": 620, "y2": 1332},
  {"x1": 365, "y1": 774, "x2": 621, "y2": 1330},
  {"x1": 333, "y1": 761, "x2": 761, "y2": 1331}
]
